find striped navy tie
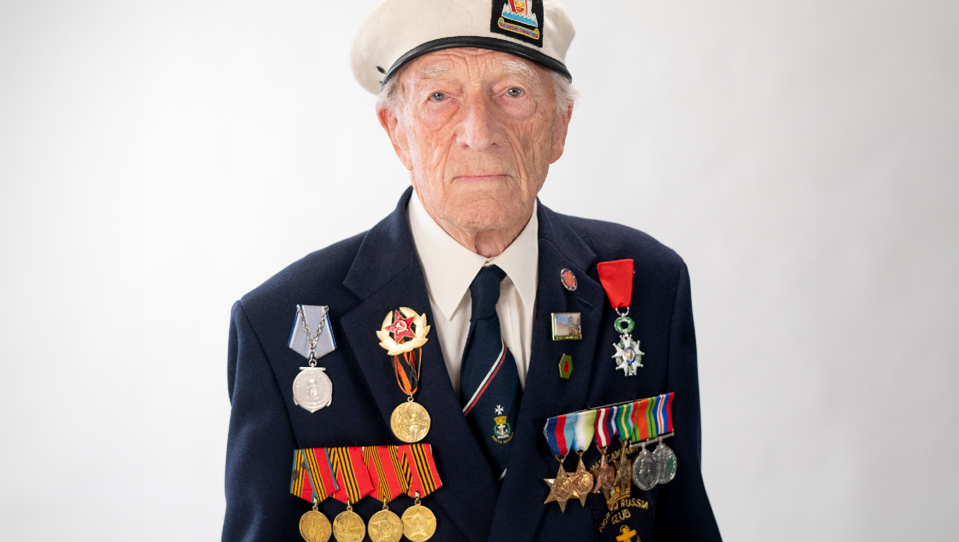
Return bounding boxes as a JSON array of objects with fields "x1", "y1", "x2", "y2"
[{"x1": 459, "y1": 265, "x2": 522, "y2": 479}]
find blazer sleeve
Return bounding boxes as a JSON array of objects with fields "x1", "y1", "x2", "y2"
[
  {"x1": 652, "y1": 263, "x2": 723, "y2": 541},
  {"x1": 223, "y1": 301, "x2": 301, "y2": 542}
]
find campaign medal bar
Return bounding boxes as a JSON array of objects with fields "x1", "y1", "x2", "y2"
[
  {"x1": 329, "y1": 447, "x2": 373, "y2": 542},
  {"x1": 363, "y1": 446, "x2": 407, "y2": 542},
  {"x1": 597, "y1": 260, "x2": 644, "y2": 376},
  {"x1": 290, "y1": 448, "x2": 338, "y2": 542},
  {"x1": 377, "y1": 307, "x2": 432, "y2": 443},
  {"x1": 291, "y1": 305, "x2": 335, "y2": 413},
  {"x1": 628, "y1": 393, "x2": 678, "y2": 490},
  {"x1": 542, "y1": 413, "x2": 574, "y2": 512}
]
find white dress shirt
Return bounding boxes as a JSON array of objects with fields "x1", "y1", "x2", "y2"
[{"x1": 407, "y1": 191, "x2": 538, "y2": 395}]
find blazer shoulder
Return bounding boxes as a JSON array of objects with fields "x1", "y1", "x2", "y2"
[
  {"x1": 557, "y1": 213, "x2": 687, "y2": 273},
  {"x1": 238, "y1": 231, "x2": 368, "y2": 320}
]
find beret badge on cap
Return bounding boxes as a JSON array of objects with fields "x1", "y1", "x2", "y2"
[{"x1": 350, "y1": 0, "x2": 575, "y2": 95}]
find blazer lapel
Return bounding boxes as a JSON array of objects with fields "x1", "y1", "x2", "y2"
[
  {"x1": 487, "y1": 204, "x2": 607, "y2": 542},
  {"x1": 340, "y1": 189, "x2": 498, "y2": 542}
]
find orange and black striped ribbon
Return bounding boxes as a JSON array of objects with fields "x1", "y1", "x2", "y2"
[
  {"x1": 290, "y1": 448, "x2": 338, "y2": 503},
  {"x1": 398, "y1": 443, "x2": 443, "y2": 498},
  {"x1": 329, "y1": 446, "x2": 374, "y2": 504},
  {"x1": 393, "y1": 349, "x2": 422, "y2": 396},
  {"x1": 363, "y1": 445, "x2": 409, "y2": 502},
  {"x1": 290, "y1": 449, "x2": 314, "y2": 502}
]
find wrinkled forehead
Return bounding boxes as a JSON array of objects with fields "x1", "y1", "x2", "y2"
[{"x1": 399, "y1": 48, "x2": 547, "y2": 86}]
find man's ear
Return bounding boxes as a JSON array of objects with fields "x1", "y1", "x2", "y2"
[
  {"x1": 377, "y1": 106, "x2": 413, "y2": 171},
  {"x1": 548, "y1": 103, "x2": 573, "y2": 164}
]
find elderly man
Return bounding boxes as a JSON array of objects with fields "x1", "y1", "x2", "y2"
[{"x1": 223, "y1": 1, "x2": 721, "y2": 541}]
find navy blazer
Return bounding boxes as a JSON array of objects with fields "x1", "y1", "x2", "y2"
[{"x1": 224, "y1": 188, "x2": 721, "y2": 542}]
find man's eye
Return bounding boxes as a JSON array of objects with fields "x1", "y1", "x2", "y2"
[
  {"x1": 506, "y1": 87, "x2": 523, "y2": 98},
  {"x1": 430, "y1": 92, "x2": 446, "y2": 102}
]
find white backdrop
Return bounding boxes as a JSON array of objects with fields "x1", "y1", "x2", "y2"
[{"x1": 1, "y1": 1, "x2": 956, "y2": 540}]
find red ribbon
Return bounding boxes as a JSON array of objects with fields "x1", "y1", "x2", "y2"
[
  {"x1": 329, "y1": 446, "x2": 374, "y2": 504},
  {"x1": 363, "y1": 445, "x2": 408, "y2": 502},
  {"x1": 398, "y1": 444, "x2": 443, "y2": 498},
  {"x1": 596, "y1": 259, "x2": 634, "y2": 309}
]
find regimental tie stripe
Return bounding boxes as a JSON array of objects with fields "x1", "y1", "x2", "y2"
[
  {"x1": 399, "y1": 443, "x2": 442, "y2": 498},
  {"x1": 290, "y1": 449, "x2": 314, "y2": 502},
  {"x1": 462, "y1": 340, "x2": 507, "y2": 416},
  {"x1": 304, "y1": 448, "x2": 337, "y2": 503}
]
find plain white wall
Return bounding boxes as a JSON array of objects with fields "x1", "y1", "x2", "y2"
[{"x1": 0, "y1": 1, "x2": 955, "y2": 540}]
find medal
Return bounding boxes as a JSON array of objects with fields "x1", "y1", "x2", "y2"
[
  {"x1": 590, "y1": 407, "x2": 618, "y2": 501},
  {"x1": 363, "y1": 446, "x2": 407, "y2": 542},
  {"x1": 292, "y1": 305, "x2": 334, "y2": 413},
  {"x1": 628, "y1": 393, "x2": 678, "y2": 490},
  {"x1": 632, "y1": 442, "x2": 661, "y2": 491},
  {"x1": 569, "y1": 411, "x2": 596, "y2": 506},
  {"x1": 542, "y1": 413, "x2": 573, "y2": 512},
  {"x1": 377, "y1": 308, "x2": 432, "y2": 442},
  {"x1": 329, "y1": 447, "x2": 374, "y2": 542},
  {"x1": 397, "y1": 444, "x2": 443, "y2": 541},
  {"x1": 290, "y1": 448, "x2": 338, "y2": 542},
  {"x1": 597, "y1": 260, "x2": 644, "y2": 376},
  {"x1": 653, "y1": 441, "x2": 678, "y2": 484}
]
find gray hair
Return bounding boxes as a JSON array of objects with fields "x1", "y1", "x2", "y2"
[{"x1": 376, "y1": 64, "x2": 577, "y2": 116}]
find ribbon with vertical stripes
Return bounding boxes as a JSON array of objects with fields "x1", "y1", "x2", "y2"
[
  {"x1": 543, "y1": 413, "x2": 571, "y2": 458},
  {"x1": 594, "y1": 407, "x2": 615, "y2": 449},
  {"x1": 290, "y1": 448, "x2": 338, "y2": 503},
  {"x1": 397, "y1": 443, "x2": 443, "y2": 498},
  {"x1": 615, "y1": 401, "x2": 635, "y2": 442},
  {"x1": 573, "y1": 410, "x2": 596, "y2": 454},
  {"x1": 329, "y1": 446, "x2": 374, "y2": 504},
  {"x1": 363, "y1": 445, "x2": 409, "y2": 503}
]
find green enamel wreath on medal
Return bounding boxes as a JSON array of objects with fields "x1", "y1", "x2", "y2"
[{"x1": 597, "y1": 259, "x2": 644, "y2": 376}]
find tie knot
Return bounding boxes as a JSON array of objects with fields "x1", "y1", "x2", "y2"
[{"x1": 469, "y1": 265, "x2": 506, "y2": 321}]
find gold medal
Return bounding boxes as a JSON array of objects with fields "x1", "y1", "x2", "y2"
[
  {"x1": 378, "y1": 308, "x2": 432, "y2": 442},
  {"x1": 401, "y1": 501, "x2": 437, "y2": 542},
  {"x1": 299, "y1": 510, "x2": 332, "y2": 542},
  {"x1": 543, "y1": 461, "x2": 574, "y2": 513},
  {"x1": 368, "y1": 507, "x2": 404, "y2": 542},
  {"x1": 390, "y1": 399, "x2": 431, "y2": 443},
  {"x1": 332, "y1": 508, "x2": 365, "y2": 542},
  {"x1": 570, "y1": 452, "x2": 594, "y2": 506}
]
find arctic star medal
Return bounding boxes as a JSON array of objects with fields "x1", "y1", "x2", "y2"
[
  {"x1": 291, "y1": 305, "x2": 334, "y2": 413},
  {"x1": 377, "y1": 308, "x2": 432, "y2": 443},
  {"x1": 597, "y1": 260, "x2": 644, "y2": 376},
  {"x1": 543, "y1": 413, "x2": 574, "y2": 512}
]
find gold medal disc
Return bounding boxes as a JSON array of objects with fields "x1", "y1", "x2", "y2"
[
  {"x1": 401, "y1": 503, "x2": 437, "y2": 542},
  {"x1": 390, "y1": 400, "x2": 431, "y2": 443},
  {"x1": 299, "y1": 510, "x2": 332, "y2": 542},
  {"x1": 332, "y1": 510, "x2": 365, "y2": 542},
  {"x1": 367, "y1": 509, "x2": 404, "y2": 542}
]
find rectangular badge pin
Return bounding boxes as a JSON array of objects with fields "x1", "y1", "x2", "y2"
[
  {"x1": 551, "y1": 312, "x2": 582, "y2": 341},
  {"x1": 288, "y1": 305, "x2": 337, "y2": 360}
]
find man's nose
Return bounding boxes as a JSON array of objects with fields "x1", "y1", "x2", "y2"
[{"x1": 456, "y1": 94, "x2": 497, "y2": 152}]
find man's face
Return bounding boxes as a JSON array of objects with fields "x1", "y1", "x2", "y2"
[{"x1": 378, "y1": 48, "x2": 572, "y2": 237}]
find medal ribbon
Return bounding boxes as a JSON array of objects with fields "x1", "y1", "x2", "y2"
[
  {"x1": 594, "y1": 407, "x2": 613, "y2": 449},
  {"x1": 363, "y1": 445, "x2": 408, "y2": 502},
  {"x1": 654, "y1": 392, "x2": 675, "y2": 434},
  {"x1": 393, "y1": 349, "x2": 422, "y2": 396},
  {"x1": 631, "y1": 398, "x2": 654, "y2": 442},
  {"x1": 574, "y1": 410, "x2": 596, "y2": 453},
  {"x1": 329, "y1": 446, "x2": 374, "y2": 504},
  {"x1": 596, "y1": 259, "x2": 634, "y2": 309},
  {"x1": 290, "y1": 449, "x2": 315, "y2": 502},
  {"x1": 543, "y1": 414, "x2": 570, "y2": 457},
  {"x1": 398, "y1": 443, "x2": 443, "y2": 498},
  {"x1": 615, "y1": 401, "x2": 635, "y2": 442}
]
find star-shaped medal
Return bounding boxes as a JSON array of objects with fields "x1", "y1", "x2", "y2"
[
  {"x1": 590, "y1": 453, "x2": 618, "y2": 501},
  {"x1": 570, "y1": 453, "x2": 595, "y2": 506},
  {"x1": 612, "y1": 336, "x2": 644, "y2": 376},
  {"x1": 612, "y1": 446, "x2": 634, "y2": 498},
  {"x1": 543, "y1": 463, "x2": 573, "y2": 513},
  {"x1": 388, "y1": 310, "x2": 416, "y2": 342}
]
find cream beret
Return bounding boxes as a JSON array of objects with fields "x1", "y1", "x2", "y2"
[{"x1": 350, "y1": 0, "x2": 576, "y2": 95}]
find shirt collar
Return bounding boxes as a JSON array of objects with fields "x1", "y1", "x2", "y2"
[{"x1": 408, "y1": 189, "x2": 539, "y2": 320}]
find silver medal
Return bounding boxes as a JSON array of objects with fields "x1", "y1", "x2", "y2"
[
  {"x1": 293, "y1": 367, "x2": 333, "y2": 413},
  {"x1": 653, "y1": 442, "x2": 678, "y2": 484},
  {"x1": 631, "y1": 444, "x2": 662, "y2": 491}
]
